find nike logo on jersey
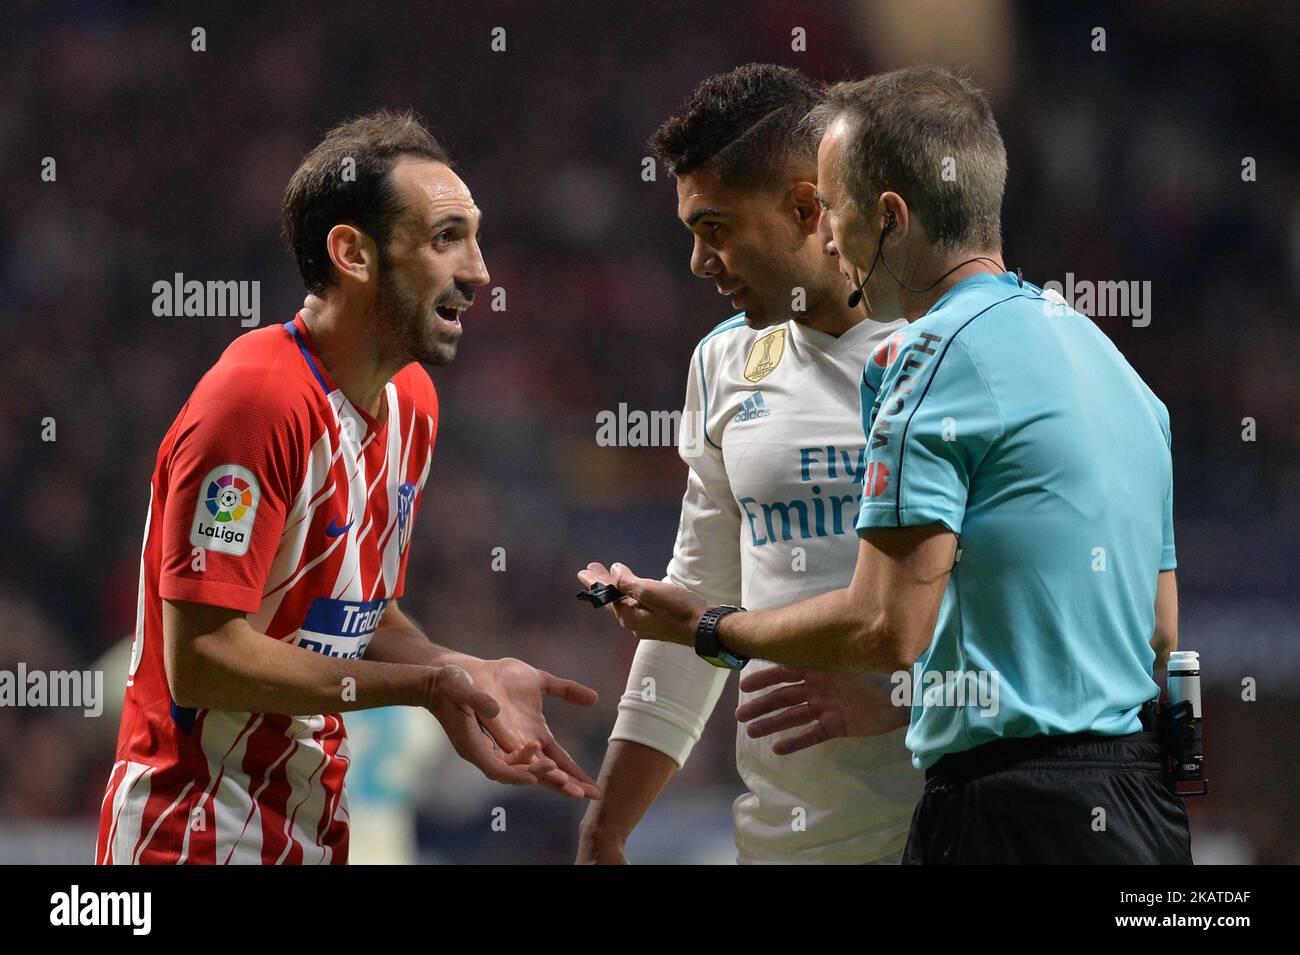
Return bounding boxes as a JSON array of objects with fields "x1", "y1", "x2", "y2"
[{"x1": 325, "y1": 517, "x2": 354, "y2": 537}]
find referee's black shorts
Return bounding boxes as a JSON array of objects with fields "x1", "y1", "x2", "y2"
[{"x1": 901, "y1": 731, "x2": 1193, "y2": 864}]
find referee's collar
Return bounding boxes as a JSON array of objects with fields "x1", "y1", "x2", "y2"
[{"x1": 926, "y1": 270, "x2": 1020, "y2": 317}]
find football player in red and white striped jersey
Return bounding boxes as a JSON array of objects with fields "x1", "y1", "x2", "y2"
[{"x1": 97, "y1": 111, "x2": 599, "y2": 865}]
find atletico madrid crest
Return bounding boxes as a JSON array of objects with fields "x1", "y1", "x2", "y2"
[{"x1": 396, "y1": 481, "x2": 416, "y2": 552}]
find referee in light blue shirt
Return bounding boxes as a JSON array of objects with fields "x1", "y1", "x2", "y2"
[
  {"x1": 589, "y1": 65, "x2": 1192, "y2": 864},
  {"x1": 856, "y1": 269, "x2": 1180, "y2": 775}
]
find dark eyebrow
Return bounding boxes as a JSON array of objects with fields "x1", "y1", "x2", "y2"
[
  {"x1": 684, "y1": 206, "x2": 724, "y2": 228},
  {"x1": 431, "y1": 213, "x2": 477, "y2": 232}
]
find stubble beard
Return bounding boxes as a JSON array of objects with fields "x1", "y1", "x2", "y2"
[{"x1": 375, "y1": 267, "x2": 461, "y2": 367}]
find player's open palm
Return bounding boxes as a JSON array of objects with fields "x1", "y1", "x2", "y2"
[
  {"x1": 464, "y1": 657, "x2": 602, "y2": 800},
  {"x1": 736, "y1": 665, "x2": 908, "y2": 755},
  {"x1": 425, "y1": 664, "x2": 554, "y2": 788}
]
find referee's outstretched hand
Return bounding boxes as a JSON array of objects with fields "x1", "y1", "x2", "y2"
[{"x1": 576, "y1": 562, "x2": 706, "y2": 648}]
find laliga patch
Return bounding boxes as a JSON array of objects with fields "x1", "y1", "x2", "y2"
[
  {"x1": 744, "y1": 328, "x2": 786, "y2": 383},
  {"x1": 190, "y1": 464, "x2": 259, "y2": 556}
]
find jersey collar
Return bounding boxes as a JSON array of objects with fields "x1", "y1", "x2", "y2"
[
  {"x1": 285, "y1": 313, "x2": 388, "y2": 435},
  {"x1": 787, "y1": 312, "x2": 884, "y2": 354},
  {"x1": 926, "y1": 270, "x2": 1021, "y2": 317}
]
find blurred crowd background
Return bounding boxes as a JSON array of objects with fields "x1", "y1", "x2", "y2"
[{"x1": 1, "y1": 0, "x2": 1297, "y2": 863}]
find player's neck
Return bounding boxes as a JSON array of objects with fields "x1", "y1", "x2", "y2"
[
  {"x1": 798, "y1": 299, "x2": 864, "y2": 338},
  {"x1": 298, "y1": 296, "x2": 399, "y2": 422}
]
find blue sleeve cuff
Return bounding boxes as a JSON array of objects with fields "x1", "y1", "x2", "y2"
[{"x1": 857, "y1": 503, "x2": 963, "y2": 536}]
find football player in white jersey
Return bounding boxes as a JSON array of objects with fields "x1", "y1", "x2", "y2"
[{"x1": 576, "y1": 65, "x2": 919, "y2": 864}]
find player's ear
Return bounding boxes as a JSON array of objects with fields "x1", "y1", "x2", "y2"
[
  {"x1": 788, "y1": 180, "x2": 820, "y2": 235},
  {"x1": 325, "y1": 223, "x2": 376, "y2": 286}
]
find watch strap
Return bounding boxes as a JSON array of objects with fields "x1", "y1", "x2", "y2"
[{"x1": 695, "y1": 605, "x2": 749, "y2": 670}]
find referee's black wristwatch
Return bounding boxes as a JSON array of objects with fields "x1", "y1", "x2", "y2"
[{"x1": 695, "y1": 605, "x2": 749, "y2": 670}]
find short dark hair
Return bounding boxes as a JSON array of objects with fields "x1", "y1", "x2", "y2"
[
  {"x1": 807, "y1": 66, "x2": 1007, "y2": 252},
  {"x1": 648, "y1": 63, "x2": 823, "y2": 190},
  {"x1": 283, "y1": 109, "x2": 451, "y2": 293}
]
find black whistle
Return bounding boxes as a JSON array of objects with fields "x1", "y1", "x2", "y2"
[{"x1": 576, "y1": 583, "x2": 626, "y2": 608}]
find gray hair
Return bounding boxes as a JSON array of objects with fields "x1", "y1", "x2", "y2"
[{"x1": 806, "y1": 66, "x2": 1007, "y2": 253}]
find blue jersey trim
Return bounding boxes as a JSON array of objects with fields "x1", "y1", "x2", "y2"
[
  {"x1": 696, "y1": 314, "x2": 748, "y2": 451},
  {"x1": 706, "y1": 312, "x2": 747, "y2": 334},
  {"x1": 170, "y1": 699, "x2": 197, "y2": 735},
  {"x1": 284, "y1": 320, "x2": 332, "y2": 398}
]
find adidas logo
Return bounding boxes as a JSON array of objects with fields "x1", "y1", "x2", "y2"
[{"x1": 734, "y1": 390, "x2": 771, "y2": 422}]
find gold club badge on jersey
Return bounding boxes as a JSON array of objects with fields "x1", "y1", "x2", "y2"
[{"x1": 744, "y1": 328, "x2": 786, "y2": 383}]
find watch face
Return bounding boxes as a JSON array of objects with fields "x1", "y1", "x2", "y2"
[{"x1": 717, "y1": 650, "x2": 746, "y2": 670}]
